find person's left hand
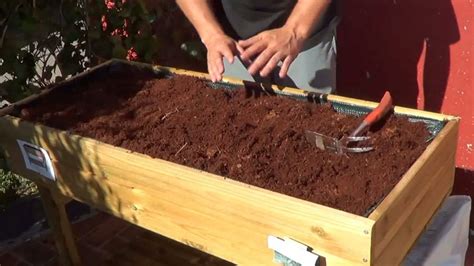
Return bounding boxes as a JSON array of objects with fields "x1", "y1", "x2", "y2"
[{"x1": 238, "y1": 27, "x2": 306, "y2": 79}]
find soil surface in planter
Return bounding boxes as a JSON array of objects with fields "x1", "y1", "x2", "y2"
[{"x1": 20, "y1": 74, "x2": 430, "y2": 215}]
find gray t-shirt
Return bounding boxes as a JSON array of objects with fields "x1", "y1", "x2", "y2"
[{"x1": 217, "y1": 0, "x2": 338, "y2": 39}]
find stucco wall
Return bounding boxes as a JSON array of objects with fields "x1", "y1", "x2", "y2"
[{"x1": 337, "y1": 0, "x2": 472, "y2": 171}]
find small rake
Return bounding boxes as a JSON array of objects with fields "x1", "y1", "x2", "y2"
[{"x1": 305, "y1": 91, "x2": 393, "y2": 155}]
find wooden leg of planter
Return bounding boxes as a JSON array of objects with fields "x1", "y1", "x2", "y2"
[{"x1": 37, "y1": 185, "x2": 81, "y2": 266}]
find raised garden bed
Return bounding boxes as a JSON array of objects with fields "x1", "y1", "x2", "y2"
[
  {"x1": 19, "y1": 68, "x2": 429, "y2": 216},
  {"x1": 0, "y1": 60, "x2": 459, "y2": 265}
]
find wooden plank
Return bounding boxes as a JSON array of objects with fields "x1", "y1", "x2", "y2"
[
  {"x1": 37, "y1": 185, "x2": 81, "y2": 266},
  {"x1": 369, "y1": 120, "x2": 458, "y2": 262},
  {"x1": 372, "y1": 161, "x2": 453, "y2": 265},
  {"x1": 0, "y1": 116, "x2": 374, "y2": 265}
]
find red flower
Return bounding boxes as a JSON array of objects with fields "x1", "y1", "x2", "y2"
[
  {"x1": 126, "y1": 47, "x2": 138, "y2": 61},
  {"x1": 111, "y1": 28, "x2": 121, "y2": 36},
  {"x1": 122, "y1": 19, "x2": 129, "y2": 37},
  {"x1": 105, "y1": 0, "x2": 115, "y2": 10},
  {"x1": 101, "y1": 15, "x2": 107, "y2": 31}
]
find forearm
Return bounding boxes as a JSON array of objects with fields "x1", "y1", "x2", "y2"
[
  {"x1": 284, "y1": 0, "x2": 332, "y2": 40},
  {"x1": 176, "y1": 0, "x2": 225, "y2": 44}
]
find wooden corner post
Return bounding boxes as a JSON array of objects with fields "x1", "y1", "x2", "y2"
[{"x1": 37, "y1": 185, "x2": 81, "y2": 266}]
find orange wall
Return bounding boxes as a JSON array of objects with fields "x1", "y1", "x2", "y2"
[{"x1": 337, "y1": 0, "x2": 473, "y2": 171}]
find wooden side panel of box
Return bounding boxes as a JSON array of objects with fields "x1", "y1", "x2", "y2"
[
  {"x1": 369, "y1": 120, "x2": 458, "y2": 265},
  {"x1": 0, "y1": 116, "x2": 374, "y2": 265}
]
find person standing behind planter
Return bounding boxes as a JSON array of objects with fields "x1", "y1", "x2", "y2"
[{"x1": 176, "y1": 0, "x2": 339, "y2": 94}]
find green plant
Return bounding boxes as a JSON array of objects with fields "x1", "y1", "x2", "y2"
[
  {"x1": 0, "y1": 0, "x2": 160, "y2": 102},
  {"x1": 0, "y1": 0, "x2": 204, "y2": 211},
  {"x1": 0, "y1": 169, "x2": 37, "y2": 212},
  {"x1": 0, "y1": 0, "x2": 165, "y2": 211},
  {"x1": 0, "y1": 0, "x2": 88, "y2": 101},
  {"x1": 88, "y1": 0, "x2": 160, "y2": 62},
  {"x1": 0, "y1": 152, "x2": 37, "y2": 212}
]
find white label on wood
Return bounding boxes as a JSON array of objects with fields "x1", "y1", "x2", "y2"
[
  {"x1": 17, "y1": 140, "x2": 56, "y2": 181},
  {"x1": 268, "y1": 236, "x2": 319, "y2": 266}
]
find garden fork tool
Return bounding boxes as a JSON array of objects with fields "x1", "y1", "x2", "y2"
[{"x1": 305, "y1": 91, "x2": 393, "y2": 155}]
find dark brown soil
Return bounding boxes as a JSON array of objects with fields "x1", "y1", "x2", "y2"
[{"x1": 20, "y1": 74, "x2": 430, "y2": 215}]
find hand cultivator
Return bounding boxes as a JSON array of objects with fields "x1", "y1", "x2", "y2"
[{"x1": 305, "y1": 91, "x2": 393, "y2": 155}]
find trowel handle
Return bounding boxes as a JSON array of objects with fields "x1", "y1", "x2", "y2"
[
  {"x1": 350, "y1": 91, "x2": 393, "y2": 137},
  {"x1": 365, "y1": 91, "x2": 393, "y2": 126}
]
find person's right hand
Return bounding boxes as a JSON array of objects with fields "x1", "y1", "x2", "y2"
[{"x1": 202, "y1": 33, "x2": 243, "y2": 82}]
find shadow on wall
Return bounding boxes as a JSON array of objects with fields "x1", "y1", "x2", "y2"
[{"x1": 337, "y1": 0, "x2": 460, "y2": 112}]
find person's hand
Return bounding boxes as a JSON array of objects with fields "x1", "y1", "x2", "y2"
[
  {"x1": 202, "y1": 33, "x2": 243, "y2": 82},
  {"x1": 239, "y1": 27, "x2": 306, "y2": 78}
]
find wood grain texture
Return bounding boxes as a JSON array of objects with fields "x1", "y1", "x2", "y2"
[
  {"x1": 0, "y1": 116, "x2": 373, "y2": 265},
  {"x1": 369, "y1": 120, "x2": 458, "y2": 264},
  {"x1": 37, "y1": 186, "x2": 81, "y2": 266}
]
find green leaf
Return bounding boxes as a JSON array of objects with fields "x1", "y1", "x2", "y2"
[
  {"x1": 63, "y1": 27, "x2": 82, "y2": 43},
  {"x1": 55, "y1": 75, "x2": 65, "y2": 83},
  {"x1": 110, "y1": 35, "x2": 122, "y2": 45},
  {"x1": 3, "y1": 79, "x2": 29, "y2": 102},
  {"x1": 12, "y1": 53, "x2": 35, "y2": 82},
  {"x1": 120, "y1": 6, "x2": 132, "y2": 18},
  {"x1": 43, "y1": 65, "x2": 54, "y2": 81},
  {"x1": 112, "y1": 42, "x2": 127, "y2": 59},
  {"x1": 88, "y1": 28, "x2": 102, "y2": 41},
  {"x1": 91, "y1": 37, "x2": 113, "y2": 58},
  {"x1": 19, "y1": 16, "x2": 38, "y2": 34},
  {"x1": 136, "y1": 0, "x2": 149, "y2": 14},
  {"x1": 0, "y1": 52, "x2": 16, "y2": 75}
]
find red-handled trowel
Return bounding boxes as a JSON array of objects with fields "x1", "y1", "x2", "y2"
[{"x1": 305, "y1": 91, "x2": 393, "y2": 155}]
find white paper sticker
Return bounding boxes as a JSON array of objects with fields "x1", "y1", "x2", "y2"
[
  {"x1": 17, "y1": 140, "x2": 56, "y2": 181},
  {"x1": 268, "y1": 236, "x2": 319, "y2": 266}
]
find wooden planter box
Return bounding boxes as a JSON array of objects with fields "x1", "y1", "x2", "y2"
[{"x1": 0, "y1": 60, "x2": 459, "y2": 265}]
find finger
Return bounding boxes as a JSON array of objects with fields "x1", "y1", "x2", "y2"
[
  {"x1": 237, "y1": 42, "x2": 252, "y2": 64},
  {"x1": 214, "y1": 56, "x2": 224, "y2": 75},
  {"x1": 208, "y1": 53, "x2": 219, "y2": 82},
  {"x1": 209, "y1": 55, "x2": 224, "y2": 82},
  {"x1": 238, "y1": 34, "x2": 261, "y2": 48},
  {"x1": 221, "y1": 46, "x2": 234, "y2": 64},
  {"x1": 260, "y1": 52, "x2": 283, "y2": 77},
  {"x1": 213, "y1": 64, "x2": 222, "y2": 81},
  {"x1": 207, "y1": 54, "x2": 216, "y2": 82},
  {"x1": 235, "y1": 42, "x2": 245, "y2": 55},
  {"x1": 211, "y1": 64, "x2": 219, "y2": 82},
  {"x1": 209, "y1": 64, "x2": 216, "y2": 82},
  {"x1": 279, "y1": 55, "x2": 294, "y2": 79},
  {"x1": 248, "y1": 50, "x2": 274, "y2": 76},
  {"x1": 240, "y1": 41, "x2": 266, "y2": 61},
  {"x1": 209, "y1": 51, "x2": 223, "y2": 81}
]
